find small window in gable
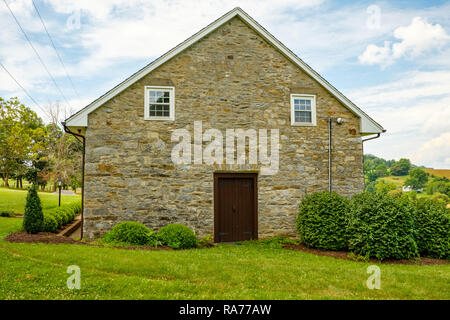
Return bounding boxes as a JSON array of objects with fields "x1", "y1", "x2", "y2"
[
  {"x1": 144, "y1": 86, "x2": 175, "y2": 121},
  {"x1": 290, "y1": 94, "x2": 317, "y2": 126}
]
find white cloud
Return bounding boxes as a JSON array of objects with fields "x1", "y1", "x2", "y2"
[
  {"x1": 358, "y1": 41, "x2": 393, "y2": 66},
  {"x1": 0, "y1": 0, "x2": 328, "y2": 87},
  {"x1": 392, "y1": 17, "x2": 449, "y2": 58},
  {"x1": 350, "y1": 70, "x2": 450, "y2": 168},
  {"x1": 411, "y1": 132, "x2": 450, "y2": 169},
  {"x1": 0, "y1": 0, "x2": 74, "y2": 105},
  {"x1": 359, "y1": 17, "x2": 450, "y2": 66},
  {"x1": 54, "y1": 0, "x2": 326, "y2": 75},
  {"x1": 350, "y1": 70, "x2": 450, "y2": 107}
]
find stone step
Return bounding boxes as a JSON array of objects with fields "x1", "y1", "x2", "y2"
[{"x1": 58, "y1": 215, "x2": 82, "y2": 237}]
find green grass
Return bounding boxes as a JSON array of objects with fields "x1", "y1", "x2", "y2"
[
  {"x1": 0, "y1": 218, "x2": 448, "y2": 300},
  {"x1": 375, "y1": 176, "x2": 441, "y2": 200},
  {"x1": 0, "y1": 179, "x2": 33, "y2": 189},
  {"x1": 377, "y1": 175, "x2": 408, "y2": 187},
  {"x1": 0, "y1": 188, "x2": 80, "y2": 215}
]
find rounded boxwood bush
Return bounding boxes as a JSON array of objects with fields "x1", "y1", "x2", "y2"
[
  {"x1": 56, "y1": 208, "x2": 70, "y2": 225},
  {"x1": 413, "y1": 198, "x2": 450, "y2": 259},
  {"x1": 48, "y1": 209, "x2": 64, "y2": 228},
  {"x1": 157, "y1": 224, "x2": 198, "y2": 249},
  {"x1": 23, "y1": 186, "x2": 43, "y2": 234},
  {"x1": 69, "y1": 202, "x2": 81, "y2": 212},
  {"x1": 296, "y1": 191, "x2": 350, "y2": 250},
  {"x1": 47, "y1": 201, "x2": 81, "y2": 229},
  {"x1": 42, "y1": 214, "x2": 58, "y2": 232},
  {"x1": 103, "y1": 221, "x2": 157, "y2": 245},
  {"x1": 347, "y1": 192, "x2": 418, "y2": 260}
]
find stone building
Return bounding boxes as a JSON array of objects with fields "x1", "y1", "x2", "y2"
[{"x1": 64, "y1": 8, "x2": 384, "y2": 241}]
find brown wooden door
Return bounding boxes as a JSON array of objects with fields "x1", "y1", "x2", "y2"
[{"x1": 214, "y1": 173, "x2": 257, "y2": 242}]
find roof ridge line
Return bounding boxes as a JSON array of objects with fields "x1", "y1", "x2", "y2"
[{"x1": 65, "y1": 7, "x2": 384, "y2": 134}]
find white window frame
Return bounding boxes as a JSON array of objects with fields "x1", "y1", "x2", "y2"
[
  {"x1": 290, "y1": 94, "x2": 317, "y2": 126},
  {"x1": 144, "y1": 86, "x2": 175, "y2": 121}
]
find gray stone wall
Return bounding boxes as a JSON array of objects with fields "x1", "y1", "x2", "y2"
[{"x1": 83, "y1": 17, "x2": 364, "y2": 240}]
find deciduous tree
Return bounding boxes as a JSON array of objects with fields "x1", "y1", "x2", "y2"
[
  {"x1": 0, "y1": 97, "x2": 45, "y2": 187},
  {"x1": 405, "y1": 168, "x2": 428, "y2": 190}
]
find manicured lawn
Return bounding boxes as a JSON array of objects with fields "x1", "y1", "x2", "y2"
[
  {"x1": 0, "y1": 218, "x2": 448, "y2": 300},
  {"x1": 0, "y1": 179, "x2": 33, "y2": 189},
  {"x1": 0, "y1": 188, "x2": 81, "y2": 214}
]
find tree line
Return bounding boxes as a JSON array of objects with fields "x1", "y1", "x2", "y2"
[
  {"x1": 0, "y1": 97, "x2": 82, "y2": 191},
  {"x1": 364, "y1": 154, "x2": 450, "y2": 201}
]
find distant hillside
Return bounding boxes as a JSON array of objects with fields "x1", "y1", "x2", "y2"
[{"x1": 423, "y1": 169, "x2": 450, "y2": 179}]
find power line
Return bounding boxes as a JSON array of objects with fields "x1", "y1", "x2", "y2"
[
  {"x1": 2, "y1": 0, "x2": 72, "y2": 109},
  {"x1": 31, "y1": 0, "x2": 81, "y2": 100},
  {"x1": 0, "y1": 60, "x2": 50, "y2": 118}
]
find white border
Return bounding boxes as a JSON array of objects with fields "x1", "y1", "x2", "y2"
[
  {"x1": 65, "y1": 7, "x2": 384, "y2": 134},
  {"x1": 144, "y1": 86, "x2": 175, "y2": 121},
  {"x1": 290, "y1": 94, "x2": 316, "y2": 126}
]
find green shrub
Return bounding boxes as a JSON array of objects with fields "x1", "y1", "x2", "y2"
[
  {"x1": 405, "y1": 191, "x2": 417, "y2": 201},
  {"x1": 198, "y1": 234, "x2": 214, "y2": 248},
  {"x1": 387, "y1": 189, "x2": 403, "y2": 197},
  {"x1": 431, "y1": 192, "x2": 450, "y2": 204},
  {"x1": 52, "y1": 208, "x2": 67, "y2": 225},
  {"x1": 42, "y1": 214, "x2": 58, "y2": 232},
  {"x1": 103, "y1": 221, "x2": 158, "y2": 246},
  {"x1": 375, "y1": 180, "x2": 397, "y2": 194},
  {"x1": 23, "y1": 186, "x2": 44, "y2": 234},
  {"x1": 47, "y1": 209, "x2": 64, "y2": 227},
  {"x1": 157, "y1": 224, "x2": 198, "y2": 249},
  {"x1": 296, "y1": 191, "x2": 350, "y2": 251},
  {"x1": 70, "y1": 202, "x2": 82, "y2": 214},
  {"x1": 413, "y1": 198, "x2": 450, "y2": 259},
  {"x1": 41, "y1": 201, "x2": 82, "y2": 232},
  {"x1": 347, "y1": 192, "x2": 418, "y2": 260},
  {"x1": 59, "y1": 207, "x2": 73, "y2": 225},
  {"x1": 0, "y1": 210, "x2": 14, "y2": 217}
]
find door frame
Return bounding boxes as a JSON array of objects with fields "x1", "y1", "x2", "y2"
[{"x1": 213, "y1": 172, "x2": 258, "y2": 243}]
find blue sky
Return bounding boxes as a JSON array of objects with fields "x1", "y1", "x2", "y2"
[{"x1": 0, "y1": 0, "x2": 449, "y2": 168}]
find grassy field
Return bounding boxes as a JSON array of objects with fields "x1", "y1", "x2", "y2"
[
  {"x1": 376, "y1": 174, "x2": 449, "y2": 202},
  {"x1": 377, "y1": 175, "x2": 408, "y2": 187},
  {"x1": 377, "y1": 175, "x2": 435, "y2": 198},
  {"x1": 0, "y1": 188, "x2": 81, "y2": 214},
  {"x1": 374, "y1": 175, "x2": 433, "y2": 198},
  {"x1": 0, "y1": 217, "x2": 448, "y2": 300},
  {"x1": 424, "y1": 169, "x2": 450, "y2": 179}
]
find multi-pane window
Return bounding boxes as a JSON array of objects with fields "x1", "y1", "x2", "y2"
[
  {"x1": 145, "y1": 86, "x2": 174, "y2": 120},
  {"x1": 149, "y1": 90, "x2": 170, "y2": 117},
  {"x1": 290, "y1": 94, "x2": 316, "y2": 126},
  {"x1": 294, "y1": 99, "x2": 312, "y2": 123}
]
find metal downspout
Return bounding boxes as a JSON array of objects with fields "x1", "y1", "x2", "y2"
[
  {"x1": 62, "y1": 122, "x2": 85, "y2": 240},
  {"x1": 328, "y1": 118, "x2": 332, "y2": 193}
]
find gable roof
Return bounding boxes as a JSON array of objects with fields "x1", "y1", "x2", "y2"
[{"x1": 65, "y1": 7, "x2": 384, "y2": 134}]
